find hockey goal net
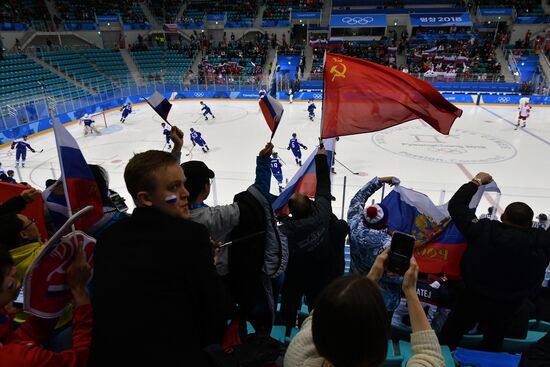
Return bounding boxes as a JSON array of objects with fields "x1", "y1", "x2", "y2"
[{"x1": 89, "y1": 110, "x2": 108, "y2": 128}]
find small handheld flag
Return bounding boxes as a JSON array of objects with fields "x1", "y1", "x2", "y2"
[
  {"x1": 272, "y1": 138, "x2": 336, "y2": 214},
  {"x1": 259, "y1": 94, "x2": 284, "y2": 141},
  {"x1": 144, "y1": 91, "x2": 173, "y2": 126},
  {"x1": 51, "y1": 120, "x2": 103, "y2": 231}
]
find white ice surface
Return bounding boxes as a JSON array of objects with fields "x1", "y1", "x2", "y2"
[{"x1": 1, "y1": 100, "x2": 549, "y2": 219}]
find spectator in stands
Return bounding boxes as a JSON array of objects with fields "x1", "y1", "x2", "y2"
[
  {"x1": 525, "y1": 30, "x2": 532, "y2": 46},
  {"x1": 284, "y1": 251, "x2": 445, "y2": 367},
  {"x1": 228, "y1": 142, "x2": 289, "y2": 337},
  {"x1": 534, "y1": 213, "x2": 548, "y2": 230},
  {"x1": 278, "y1": 145, "x2": 344, "y2": 336},
  {"x1": 0, "y1": 244, "x2": 93, "y2": 366},
  {"x1": 347, "y1": 176, "x2": 402, "y2": 315},
  {"x1": 440, "y1": 172, "x2": 550, "y2": 351},
  {"x1": 90, "y1": 149, "x2": 230, "y2": 366},
  {"x1": 3, "y1": 170, "x2": 16, "y2": 184},
  {"x1": 87, "y1": 164, "x2": 129, "y2": 238},
  {"x1": 182, "y1": 160, "x2": 236, "y2": 276}
]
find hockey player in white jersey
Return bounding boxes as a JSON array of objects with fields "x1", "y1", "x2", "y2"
[{"x1": 515, "y1": 97, "x2": 531, "y2": 129}]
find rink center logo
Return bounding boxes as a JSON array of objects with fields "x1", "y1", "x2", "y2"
[{"x1": 372, "y1": 125, "x2": 516, "y2": 164}]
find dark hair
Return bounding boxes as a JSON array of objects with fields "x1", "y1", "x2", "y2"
[
  {"x1": 502, "y1": 202, "x2": 534, "y2": 228},
  {"x1": 124, "y1": 150, "x2": 179, "y2": 200},
  {"x1": 0, "y1": 245, "x2": 14, "y2": 287},
  {"x1": 182, "y1": 172, "x2": 208, "y2": 203},
  {"x1": 0, "y1": 214, "x2": 24, "y2": 249},
  {"x1": 288, "y1": 194, "x2": 311, "y2": 219},
  {"x1": 88, "y1": 164, "x2": 111, "y2": 204},
  {"x1": 312, "y1": 275, "x2": 389, "y2": 367}
]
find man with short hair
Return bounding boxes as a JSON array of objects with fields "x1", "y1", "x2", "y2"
[
  {"x1": 278, "y1": 145, "x2": 339, "y2": 336},
  {"x1": 182, "y1": 160, "x2": 236, "y2": 276},
  {"x1": 534, "y1": 213, "x2": 548, "y2": 230},
  {"x1": 440, "y1": 172, "x2": 550, "y2": 351},
  {"x1": 90, "y1": 132, "x2": 230, "y2": 366}
]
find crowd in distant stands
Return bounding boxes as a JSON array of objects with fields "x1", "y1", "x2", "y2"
[
  {"x1": 197, "y1": 32, "x2": 269, "y2": 84},
  {"x1": 407, "y1": 37, "x2": 503, "y2": 80}
]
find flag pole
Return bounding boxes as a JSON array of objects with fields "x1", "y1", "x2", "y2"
[
  {"x1": 143, "y1": 96, "x2": 172, "y2": 126},
  {"x1": 52, "y1": 120, "x2": 76, "y2": 234},
  {"x1": 320, "y1": 49, "x2": 327, "y2": 139}
]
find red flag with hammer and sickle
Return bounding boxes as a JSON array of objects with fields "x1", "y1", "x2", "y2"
[{"x1": 321, "y1": 53, "x2": 462, "y2": 138}]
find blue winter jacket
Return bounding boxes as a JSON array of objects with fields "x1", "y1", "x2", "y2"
[{"x1": 347, "y1": 177, "x2": 403, "y2": 312}]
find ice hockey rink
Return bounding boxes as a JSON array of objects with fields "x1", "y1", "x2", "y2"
[{"x1": 1, "y1": 99, "x2": 549, "y2": 219}]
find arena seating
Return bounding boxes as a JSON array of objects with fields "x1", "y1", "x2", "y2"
[
  {"x1": 148, "y1": 0, "x2": 184, "y2": 25},
  {"x1": 131, "y1": 47, "x2": 197, "y2": 84},
  {"x1": 55, "y1": 0, "x2": 148, "y2": 30},
  {"x1": 37, "y1": 50, "x2": 119, "y2": 93},
  {"x1": 262, "y1": 0, "x2": 322, "y2": 26},
  {"x1": 77, "y1": 49, "x2": 135, "y2": 86},
  {"x1": 0, "y1": 0, "x2": 49, "y2": 28},
  {"x1": 178, "y1": 1, "x2": 209, "y2": 28},
  {"x1": 219, "y1": 0, "x2": 259, "y2": 27},
  {"x1": 475, "y1": 0, "x2": 545, "y2": 17},
  {"x1": 0, "y1": 53, "x2": 90, "y2": 107}
]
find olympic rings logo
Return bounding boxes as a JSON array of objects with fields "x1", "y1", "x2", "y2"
[
  {"x1": 497, "y1": 96, "x2": 510, "y2": 103},
  {"x1": 313, "y1": 93, "x2": 323, "y2": 99},
  {"x1": 194, "y1": 92, "x2": 204, "y2": 97},
  {"x1": 340, "y1": 16, "x2": 374, "y2": 25}
]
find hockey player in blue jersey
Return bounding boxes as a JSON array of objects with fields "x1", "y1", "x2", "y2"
[
  {"x1": 307, "y1": 99, "x2": 316, "y2": 121},
  {"x1": 258, "y1": 88, "x2": 267, "y2": 99},
  {"x1": 120, "y1": 102, "x2": 132, "y2": 123},
  {"x1": 200, "y1": 101, "x2": 215, "y2": 120},
  {"x1": 161, "y1": 122, "x2": 172, "y2": 149},
  {"x1": 270, "y1": 152, "x2": 284, "y2": 193},
  {"x1": 287, "y1": 133, "x2": 308, "y2": 166},
  {"x1": 190, "y1": 128, "x2": 210, "y2": 153},
  {"x1": 11, "y1": 135, "x2": 36, "y2": 167}
]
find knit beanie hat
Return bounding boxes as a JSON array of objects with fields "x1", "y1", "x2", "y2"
[{"x1": 363, "y1": 204, "x2": 389, "y2": 229}]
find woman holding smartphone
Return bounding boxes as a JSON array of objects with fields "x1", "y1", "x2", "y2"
[{"x1": 284, "y1": 250, "x2": 445, "y2": 367}]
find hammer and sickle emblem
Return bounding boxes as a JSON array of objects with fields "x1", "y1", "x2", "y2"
[{"x1": 330, "y1": 62, "x2": 347, "y2": 82}]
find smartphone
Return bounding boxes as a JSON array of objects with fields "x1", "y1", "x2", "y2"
[
  {"x1": 109, "y1": 191, "x2": 128, "y2": 213},
  {"x1": 387, "y1": 231, "x2": 416, "y2": 276}
]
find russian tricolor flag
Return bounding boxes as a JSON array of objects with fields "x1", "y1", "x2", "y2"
[
  {"x1": 145, "y1": 91, "x2": 172, "y2": 123},
  {"x1": 259, "y1": 94, "x2": 284, "y2": 139},
  {"x1": 51, "y1": 120, "x2": 103, "y2": 231},
  {"x1": 272, "y1": 138, "x2": 335, "y2": 214},
  {"x1": 381, "y1": 182, "x2": 500, "y2": 279}
]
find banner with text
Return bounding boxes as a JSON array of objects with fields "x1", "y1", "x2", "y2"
[{"x1": 410, "y1": 13, "x2": 472, "y2": 27}]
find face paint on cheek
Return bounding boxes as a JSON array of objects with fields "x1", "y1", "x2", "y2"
[{"x1": 165, "y1": 195, "x2": 177, "y2": 204}]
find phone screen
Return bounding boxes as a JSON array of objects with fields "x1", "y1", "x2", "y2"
[
  {"x1": 387, "y1": 231, "x2": 416, "y2": 276},
  {"x1": 109, "y1": 192, "x2": 128, "y2": 213},
  {"x1": 13, "y1": 285, "x2": 24, "y2": 306}
]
